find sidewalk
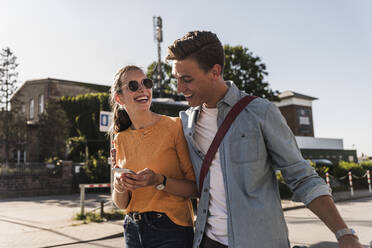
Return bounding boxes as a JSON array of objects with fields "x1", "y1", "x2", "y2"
[
  {"x1": 281, "y1": 188, "x2": 372, "y2": 211},
  {"x1": 0, "y1": 193, "x2": 123, "y2": 248},
  {"x1": 1, "y1": 190, "x2": 371, "y2": 248}
]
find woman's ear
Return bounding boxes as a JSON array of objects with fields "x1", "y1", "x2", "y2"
[{"x1": 114, "y1": 93, "x2": 124, "y2": 106}]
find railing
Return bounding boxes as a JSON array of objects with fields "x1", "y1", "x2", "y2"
[
  {"x1": 79, "y1": 183, "x2": 111, "y2": 215},
  {"x1": 0, "y1": 162, "x2": 62, "y2": 177}
]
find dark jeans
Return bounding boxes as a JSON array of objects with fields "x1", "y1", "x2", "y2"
[
  {"x1": 200, "y1": 235, "x2": 228, "y2": 248},
  {"x1": 123, "y1": 211, "x2": 194, "y2": 248}
]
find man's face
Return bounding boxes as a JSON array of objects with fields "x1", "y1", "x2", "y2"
[{"x1": 172, "y1": 58, "x2": 214, "y2": 107}]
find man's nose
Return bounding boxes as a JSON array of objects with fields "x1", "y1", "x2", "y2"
[{"x1": 177, "y1": 80, "x2": 184, "y2": 94}]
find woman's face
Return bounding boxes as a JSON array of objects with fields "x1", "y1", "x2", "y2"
[{"x1": 116, "y1": 70, "x2": 153, "y2": 114}]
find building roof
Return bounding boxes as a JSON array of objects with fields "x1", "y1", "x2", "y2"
[
  {"x1": 11, "y1": 77, "x2": 110, "y2": 100},
  {"x1": 279, "y1": 90, "x2": 318, "y2": 101}
]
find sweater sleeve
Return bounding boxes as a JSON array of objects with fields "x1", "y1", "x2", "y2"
[{"x1": 175, "y1": 118, "x2": 196, "y2": 181}]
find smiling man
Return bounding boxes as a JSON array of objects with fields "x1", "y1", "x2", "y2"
[{"x1": 166, "y1": 31, "x2": 362, "y2": 248}]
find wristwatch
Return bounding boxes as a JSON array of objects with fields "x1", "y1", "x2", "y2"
[
  {"x1": 156, "y1": 175, "x2": 167, "y2": 190},
  {"x1": 335, "y1": 228, "x2": 358, "y2": 240}
]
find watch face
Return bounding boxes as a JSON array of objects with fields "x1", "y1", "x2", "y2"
[{"x1": 156, "y1": 184, "x2": 165, "y2": 190}]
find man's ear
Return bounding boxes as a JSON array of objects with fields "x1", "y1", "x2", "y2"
[{"x1": 211, "y1": 64, "x2": 222, "y2": 78}]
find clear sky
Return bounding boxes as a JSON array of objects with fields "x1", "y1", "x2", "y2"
[{"x1": 1, "y1": 0, "x2": 371, "y2": 156}]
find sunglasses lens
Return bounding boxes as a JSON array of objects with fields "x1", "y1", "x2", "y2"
[
  {"x1": 128, "y1": 81, "x2": 139, "y2": 92},
  {"x1": 143, "y1": 79, "x2": 153, "y2": 89}
]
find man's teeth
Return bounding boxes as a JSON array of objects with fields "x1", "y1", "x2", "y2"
[{"x1": 184, "y1": 94, "x2": 192, "y2": 98}]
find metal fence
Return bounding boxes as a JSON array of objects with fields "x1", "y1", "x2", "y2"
[{"x1": 0, "y1": 162, "x2": 62, "y2": 177}]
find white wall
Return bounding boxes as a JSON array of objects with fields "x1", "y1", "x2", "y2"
[{"x1": 295, "y1": 136, "x2": 343, "y2": 149}]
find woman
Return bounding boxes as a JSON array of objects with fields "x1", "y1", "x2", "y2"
[{"x1": 110, "y1": 65, "x2": 197, "y2": 248}]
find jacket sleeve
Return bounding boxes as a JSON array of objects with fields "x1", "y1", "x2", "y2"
[
  {"x1": 262, "y1": 103, "x2": 331, "y2": 205},
  {"x1": 175, "y1": 118, "x2": 196, "y2": 182}
]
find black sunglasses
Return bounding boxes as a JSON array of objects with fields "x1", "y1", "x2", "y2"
[{"x1": 125, "y1": 78, "x2": 153, "y2": 92}]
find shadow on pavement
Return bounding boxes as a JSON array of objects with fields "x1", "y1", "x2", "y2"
[
  {"x1": 307, "y1": 242, "x2": 338, "y2": 248},
  {"x1": 0, "y1": 193, "x2": 111, "y2": 209},
  {"x1": 308, "y1": 241, "x2": 370, "y2": 248},
  {"x1": 0, "y1": 218, "x2": 83, "y2": 242},
  {"x1": 0, "y1": 217, "x2": 123, "y2": 248},
  {"x1": 39, "y1": 233, "x2": 123, "y2": 248}
]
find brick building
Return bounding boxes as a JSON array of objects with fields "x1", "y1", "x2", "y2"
[
  {"x1": 5, "y1": 78, "x2": 110, "y2": 162},
  {"x1": 274, "y1": 91, "x2": 357, "y2": 165}
]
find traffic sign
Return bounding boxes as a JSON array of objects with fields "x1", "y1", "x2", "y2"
[{"x1": 99, "y1": 111, "x2": 112, "y2": 132}]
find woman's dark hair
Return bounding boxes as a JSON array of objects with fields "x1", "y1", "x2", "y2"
[{"x1": 109, "y1": 65, "x2": 143, "y2": 135}]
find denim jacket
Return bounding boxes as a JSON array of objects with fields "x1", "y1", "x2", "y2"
[{"x1": 179, "y1": 81, "x2": 331, "y2": 248}]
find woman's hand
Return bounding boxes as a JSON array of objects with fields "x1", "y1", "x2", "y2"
[
  {"x1": 113, "y1": 171, "x2": 130, "y2": 193},
  {"x1": 122, "y1": 168, "x2": 163, "y2": 190}
]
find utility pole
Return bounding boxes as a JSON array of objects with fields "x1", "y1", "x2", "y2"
[{"x1": 153, "y1": 16, "x2": 163, "y2": 95}]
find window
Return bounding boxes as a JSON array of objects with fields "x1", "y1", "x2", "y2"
[
  {"x1": 29, "y1": 99, "x2": 34, "y2": 120},
  {"x1": 38, "y1": 94, "x2": 44, "y2": 114},
  {"x1": 299, "y1": 116, "x2": 310, "y2": 125}
]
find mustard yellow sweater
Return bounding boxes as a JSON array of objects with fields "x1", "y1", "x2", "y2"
[{"x1": 115, "y1": 116, "x2": 195, "y2": 227}]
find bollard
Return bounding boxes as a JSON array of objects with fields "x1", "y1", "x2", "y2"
[
  {"x1": 80, "y1": 184, "x2": 85, "y2": 216},
  {"x1": 325, "y1": 172, "x2": 330, "y2": 187},
  {"x1": 367, "y1": 170, "x2": 371, "y2": 193},
  {"x1": 100, "y1": 201, "x2": 104, "y2": 218},
  {"x1": 348, "y1": 171, "x2": 354, "y2": 197}
]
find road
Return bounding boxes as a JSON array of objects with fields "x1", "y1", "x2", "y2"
[
  {"x1": 0, "y1": 194, "x2": 371, "y2": 247},
  {"x1": 286, "y1": 196, "x2": 372, "y2": 247}
]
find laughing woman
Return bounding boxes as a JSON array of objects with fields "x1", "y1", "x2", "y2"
[{"x1": 110, "y1": 65, "x2": 197, "y2": 248}]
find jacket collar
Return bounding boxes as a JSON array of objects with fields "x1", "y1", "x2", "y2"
[
  {"x1": 216, "y1": 81, "x2": 242, "y2": 108},
  {"x1": 185, "y1": 81, "x2": 241, "y2": 127}
]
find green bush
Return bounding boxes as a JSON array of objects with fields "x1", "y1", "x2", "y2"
[
  {"x1": 332, "y1": 161, "x2": 366, "y2": 189},
  {"x1": 67, "y1": 136, "x2": 87, "y2": 162},
  {"x1": 60, "y1": 93, "x2": 110, "y2": 160},
  {"x1": 360, "y1": 160, "x2": 372, "y2": 172},
  {"x1": 82, "y1": 150, "x2": 110, "y2": 183},
  {"x1": 309, "y1": 160, "x2": 329, "y2": 178},
  {"x1": 276, "y1": 171, "x2": 293, "y2": 199}
]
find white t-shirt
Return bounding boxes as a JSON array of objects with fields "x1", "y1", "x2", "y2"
[{"x1": 194, "y1": 105, "x2": 228, "y2": 246}]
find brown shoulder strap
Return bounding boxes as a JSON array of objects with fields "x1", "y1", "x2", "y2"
[{"x1": 198, "y1": 95, "x2": 257, "y2": 196}]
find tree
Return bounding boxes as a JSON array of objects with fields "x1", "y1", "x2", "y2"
[
  {"x1": 224, "y1": 45, "x2": 280, "y2": 101},
  {"x1": 38, "y1": 100, "x2": 71, "y2": 162},
  {"x1": 0, "y1": 47, "x2": 19, "y2": 110},
  {"x1": 0, "y1": 107, "x2": 27, "y2": 163},
  {"x1": 59, "y1": 93, "x2": 111, "y2": 160},
  {"x1": 146, "y1": 45, "x2": 280, "y2": 101},
  {"x1": 0, "y1": 47, "x2": 21, "y2": 163},
  {"x1": 146, "y1": 62, "x2": 178, "y2": 97}
]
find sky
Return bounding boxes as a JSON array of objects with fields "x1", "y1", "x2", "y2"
[{"x1": 1, "y1": 0, "x2": 371, "y2": 156}]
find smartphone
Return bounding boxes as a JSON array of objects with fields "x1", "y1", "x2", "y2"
[{"x1": 112, "y1": 167, "x2": 136, "y2": 174}]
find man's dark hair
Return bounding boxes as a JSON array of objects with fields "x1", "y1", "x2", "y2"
[{"x1": 166, "y1": 31, "x2": 225, "y2": 75}]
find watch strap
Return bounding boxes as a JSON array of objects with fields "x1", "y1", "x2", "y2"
[
  {"x1": 335, "y1": 228, "x2": 357, "y2": 240},
  {"x1": 156, "y1": 175, "x2": 167, "y2": 190},
  {"x1": 162, "y1": 175, "x2": 167, "y2": 186}
]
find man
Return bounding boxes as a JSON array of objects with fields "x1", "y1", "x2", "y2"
[{"x1": 166, "y1": 31, "x2": 362, "y2": 248}]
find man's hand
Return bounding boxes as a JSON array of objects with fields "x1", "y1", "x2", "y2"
[{"x1": 338, "y1": 235, "x2": 363, "y2": 248}]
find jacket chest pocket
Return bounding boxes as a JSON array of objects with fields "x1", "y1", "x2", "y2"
[{"x1": 229, "y1": 133, "x2": 259, "y2": 163}]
